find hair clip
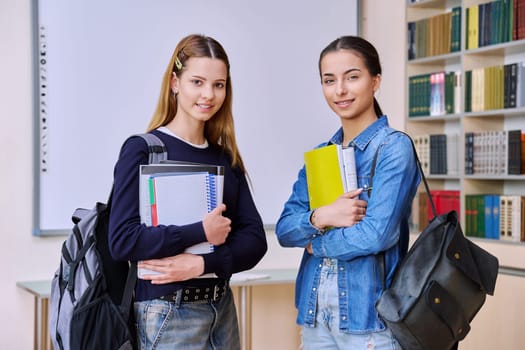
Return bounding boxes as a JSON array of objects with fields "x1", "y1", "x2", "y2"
[{"x1": 175, "y1": 57, "x2": 183, "y2": 70}]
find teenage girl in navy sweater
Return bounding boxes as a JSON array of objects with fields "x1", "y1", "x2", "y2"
[{"x1": 108, "y1": 34, "x2": 267, "y2": 350}]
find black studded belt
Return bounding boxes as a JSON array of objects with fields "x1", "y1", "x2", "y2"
[{"x1": 159, "y1": 281, "x2": 227, "y2": 303}]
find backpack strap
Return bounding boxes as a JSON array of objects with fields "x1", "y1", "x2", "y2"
[
  {"x1": 118, "y1": 132, "x2": 167, "y2": 319},
  {"x1": 136, "y1": 133, "x2": 168, "y2": 164},
  {"x1": 372, "y1": 131, "x2": 436, "y2": 292},
  {"x1": 106, "y1": 133, "x2": 168, "y2": 205}
]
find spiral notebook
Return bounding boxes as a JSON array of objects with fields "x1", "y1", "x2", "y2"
[{"x1": 138, "y1": 162, "x2": 224, "y2": 278}]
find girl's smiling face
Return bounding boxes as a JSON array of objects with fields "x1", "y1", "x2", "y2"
[
  {"x1": 320, "y1": 49, "x2": 380, "y2": 122},
  {"x1": 171, "y1": 56, "x2": 228, "y2": 124}
]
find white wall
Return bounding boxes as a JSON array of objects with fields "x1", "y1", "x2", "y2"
[
  {"x1": 1, "y1": 0, "x2": 65, "y2": 349},
  {"x1": 361, "y1": 0, "x2": 407, "y2": 131}
]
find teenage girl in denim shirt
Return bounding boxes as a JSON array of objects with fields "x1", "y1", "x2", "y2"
[{"x1": 276, "y1": 36, "x2": 420, "y2": 349}]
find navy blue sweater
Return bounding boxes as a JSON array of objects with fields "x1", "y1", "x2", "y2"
[{"x1": 108, "y1": 130, "x2": 268, "y2": 301}]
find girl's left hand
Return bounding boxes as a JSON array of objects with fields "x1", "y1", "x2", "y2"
[{"x1": 138, "y1": 254, "x2": 205, "y2": 284}]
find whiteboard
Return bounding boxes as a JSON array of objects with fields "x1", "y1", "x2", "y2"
[{"x1": 33, "y1": 0, "x2": 360, "y2": 235}]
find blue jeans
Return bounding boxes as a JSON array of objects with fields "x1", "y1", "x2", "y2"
[
  {"x1": 301, "y1": 259, "x2": 400, "y2": 350},
  {"x1": 134, "y1": 287, "x2": 240, "y2": 350}
]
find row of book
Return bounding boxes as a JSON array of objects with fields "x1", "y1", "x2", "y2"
[
  {"x1": 411, "y1": 190, "x2": 460, "y2": 232},
  {"x1": 466, "y1": 0, "x2": 525, "y2": 50},
  {"x1": 408, "y1": 0, "x2": 525, "y2": 58},
  {"x1": 411, "y1": 190, "x2": 525, "y2": 243},
  {"x1": 413, "y1": 134, "x2": 459, "y2": 176},
  {"x1": 465, "y1": 129, "x2": 525, "y2": 175},
  {"x1": 465, "y1": 61, "x2": 525, "y2": 112},
  {"x1": 408, "y1": 71, "x2": 461, "y2": 117},
  {"x1": 465, "y1": 194, "x2": 525, "y2": 242},
  {"x1": 407, "y1": 6, "x2": 461, "y2": 59}
]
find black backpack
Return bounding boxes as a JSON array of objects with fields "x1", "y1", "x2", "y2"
[
  {"x1": 374, "y1": 133, "x2": 498, "y2": 350},
  {"x1": 49, "y1": 133, "x2": 167, "y2": 350}
]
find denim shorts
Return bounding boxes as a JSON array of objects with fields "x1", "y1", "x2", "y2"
[
  {"x1": 301, "y1": 259, "x2": 401, "y2": 350},
  {"x1": 134, "y1": 287, "x2": 240, "y2": 350}
]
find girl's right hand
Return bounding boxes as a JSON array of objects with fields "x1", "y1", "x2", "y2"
[
  {"x1": 202, "y1": 203, "x2": 231, "y2": 245},
  {"x1": 313, "y1": 188, "x2": 367, "y2": 229}
]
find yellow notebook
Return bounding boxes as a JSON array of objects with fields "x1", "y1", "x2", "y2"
[{"x1": 304, "y1": 144, "x2": 357, "y2": 209}]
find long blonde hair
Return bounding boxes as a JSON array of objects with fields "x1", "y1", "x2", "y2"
[{"x1": 147, "y1": 34, "x2": 246, "y2": 172}]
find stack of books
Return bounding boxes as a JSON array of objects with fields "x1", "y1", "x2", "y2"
[{"x1": 138, "y1": 161, "x2": 224, "y2": 277}]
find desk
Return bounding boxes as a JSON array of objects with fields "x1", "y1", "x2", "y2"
[
  {"x1": 17, "y1": 268, "x2": 297, "y2": 350},
  {"x1": 230, "y1": 268, "x2": 297, "y2": 350},
  {"x1": 17, "y1": 280, "x2": 52, "y2": 350}
]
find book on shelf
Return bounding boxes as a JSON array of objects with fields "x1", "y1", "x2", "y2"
[
  {"x1": 499, "y1": 195, "x2": 523, "y2": 242},
  {"x1": 304, "y1": 144, "x2": 357, "y2": 209},
  {"x1": 518, "y1": 61, "x2": 525, "y2": 107},
  {"x1": 451, "y1": 6, "x2": 462, "y2": 52},
  {"x1": 454, "y1": 71, "x2": 462, "y2": 114},
  {"x1": 515, "y1": 0, "x2": 525, "y2": 40},
  {"x1": 466, "y1": 4, "x2": 479, "y2": 49},
  {"x1": 417, "y1": 191, "x2": 428, "y2": 232},
  {"x1": 522, "y1": 131, "x2": 525, "y2": 173},
  {"x1": 409, "y1": 190, "x2": 420, "y2": 232},
  {"x1": 446, "y1": 133, "x2": 459, "y2": 176},
  {"x1": 413, "y1": 134, "x2": 430, "y2": 175},
  {"x1": 430, "y1": 72, "x2": 445, "y2": 116},
  {"x1": 429, "y1": 134, "x2": 447, "y2": 175},
  {"x1": 508, "y1": 129, "x2": 523, "y2": 174},
  {"x1": 522, "y1": 196, "x2": 525, "y2": 242},
  {"x1": 138, "y1": 161, "x2": 224, "y2": 278},
  {"x1": 505, "y1": 62, "x2": 518, "y2": 108}
]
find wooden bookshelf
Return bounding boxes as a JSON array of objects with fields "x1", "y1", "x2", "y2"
[{"x1": 405, "y1": 0, "x2": 525, "y2": 267}]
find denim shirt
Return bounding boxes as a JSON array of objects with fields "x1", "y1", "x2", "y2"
[{"x1": 276, "y1": 116, "x2": 420, "y2": 333}]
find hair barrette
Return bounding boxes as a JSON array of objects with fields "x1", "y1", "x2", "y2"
[{"x1": 175, "y1": 57, "x2": 183, "y2": 70}]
